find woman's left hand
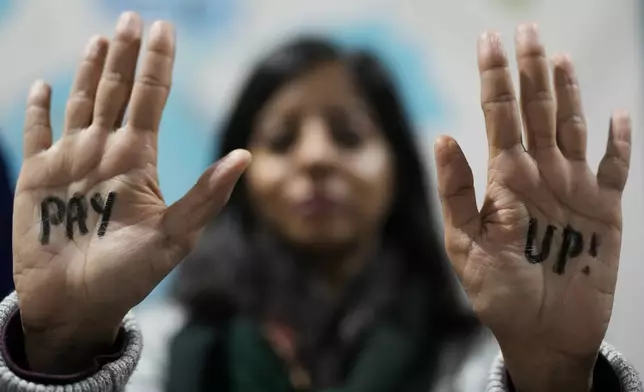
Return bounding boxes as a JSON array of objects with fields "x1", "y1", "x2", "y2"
[{"x1": 434, "y1": 24, "x2": 631, "y2": 392}]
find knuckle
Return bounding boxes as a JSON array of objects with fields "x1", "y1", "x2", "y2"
[
  {"x1": 530, "y1": 89, "x2": 554, "y2": 103},
  {"x1": 136, "y1": 73, "x2": 170, "y2": 92},
  {"x1": 557, "y1": 113, "x2": 585, "y2": 130},
  {"x1": 482, "y1": 92, "x2": 515, "y2": 113},
  {"x1": 101, "y1": 69, "x2": 133, "y2": 86}
]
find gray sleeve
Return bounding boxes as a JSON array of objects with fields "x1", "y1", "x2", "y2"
[
  {"x1": 486, "y1": 343, "x2": 643, "y2": 392},
  {"x1": 0, "y1": 292, "x2": 143, "y2": 392}
]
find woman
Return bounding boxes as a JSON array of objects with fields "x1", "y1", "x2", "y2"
[
  {"x1": 0, "y1": 11, "x2": 641, "y2": 392},
  {"x1": 161, "y1": 35, "x2": 484, "y2": 392}
]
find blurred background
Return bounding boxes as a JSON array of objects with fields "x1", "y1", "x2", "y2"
[{"x1": 0, "y1": 0, "x2": 642, "y2": 375}]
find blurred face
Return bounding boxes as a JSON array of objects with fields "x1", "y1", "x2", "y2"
[{"x1": 245, "y1": 62, "x2": 395, "y2": 251}]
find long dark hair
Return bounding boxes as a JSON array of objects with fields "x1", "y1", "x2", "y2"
[{"x1": 174, "y1": 37, "x2": 479, "y2": 389}]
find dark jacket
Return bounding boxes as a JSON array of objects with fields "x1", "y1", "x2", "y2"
[{"x1": 0, "y1": 143, "x2": 14, "y2": 298}]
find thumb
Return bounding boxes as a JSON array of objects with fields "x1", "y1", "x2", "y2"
[
  {"x1": 434, "y1": 136, "x2": 480, "y2": 250},
  {"x1": 161, "y1": 149, "x2": 252, "y2": 253}
]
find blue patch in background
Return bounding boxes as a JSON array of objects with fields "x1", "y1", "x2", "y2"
[
  {"x1": 330, "y1": 22, "x2": 447, "y2": 131},
  {"x1": 94, "y1": 0, "x2": 238, "y2": 40},
  {"x1": 0, "y1": 0, "x2": 16, "y2": 27}
]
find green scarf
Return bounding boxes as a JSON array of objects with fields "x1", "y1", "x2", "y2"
[{"x1": 166, "y1": 283, "x2": 439, "y2": 392}]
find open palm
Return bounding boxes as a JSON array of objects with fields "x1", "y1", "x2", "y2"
[
  {"x1": 435, "y1": 25, "x2": 631, "y2": 377},
  {"x1": 12, "y1": 13, "x2": 250, "y2": 370}
]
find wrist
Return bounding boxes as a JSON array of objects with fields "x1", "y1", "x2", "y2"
[
  {"x1": 23, "y1": 322, "x2": 119, "y2": 374},
  {"x1": 500, "y1": 344, "x2": 596, "y2": 392}
]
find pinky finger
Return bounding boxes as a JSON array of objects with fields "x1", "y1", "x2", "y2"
[
  {"x1": 597, "y1": 111, "x2": 632, "y2": 193},
  {"x1": 23, "y1": 80, "x2": 53, "y2": 158}
]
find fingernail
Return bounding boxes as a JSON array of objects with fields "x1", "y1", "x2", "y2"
[
  {"x1": 434, "y1": 136, "x2": 450, "y2": 150},
  {"x1": 552, "y1": 52, "x2": 572, "y2": 66},
  {"x1": 479, "y1": 31, "x2": 501, "y2": 46},
  {"x1": 560, "y1": 53, "x2": 572, "y2": 63},
  {"x1": 615, "y1": 109, "x2": 630, "y2": 119},
  {"x1": 516, "y1": 23, "x2": 540, "y2": 43},
  {"x1": 477, "y1": 31, "x2": 507, "y2": 69},
  {"x1": 29, "y1": 79, "x2": 49, "y2": 98},
  {"x1": 517, "y1": 22, "x2": 539, "y2": 35},
  {"x1": 27, "y1": 80, "x2": 50, "y2": 104},
  {"x1": 150, "y1": 20, "x2": 167, "y2": 36},
  {"x1": 117, "y1": 12, "x2": 138, "y2": 32},
  {"x1": 478, "y1": 31, "x2": 506, "y2": 60},
  {"x1": 232, "y1": 149, "x2": 252, "y2": 162},
  {"x1": 434, "y1": 137, "x2": 459, "y2": 166},
  {"x1": 223, "y1": 149, "x2": 251, "y2": 169},
  {"x1": 613, "y1": 110, "x2": 630, "y2": 124},
  {"x1": 218, "y1": 150, "x2": 250, "y2": 199},
  {"x1": 211, "y1": 149, "x2": 251, "y2": 184},
  {"x1": 30, "y1": 79, "x2": 45, "y2": 94},
  {"x1": 84, "y1": 35, "x2": 103, "y2": 58}
]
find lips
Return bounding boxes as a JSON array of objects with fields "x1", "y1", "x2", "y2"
[{"x1": 293, "y1": 193, "x2": 342, "y2": 217}]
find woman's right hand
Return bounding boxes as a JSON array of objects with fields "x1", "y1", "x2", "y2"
[{"x1": 12, "y1": 11, "x2": 250, "y2": 373}]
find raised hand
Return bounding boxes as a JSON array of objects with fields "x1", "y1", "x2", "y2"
[
  {"x1": 434, "y1": 24, "x2": 631, "y2": 392},
  {"x1": 12, "y1": 12, "x2": 250, "y2": 372}
]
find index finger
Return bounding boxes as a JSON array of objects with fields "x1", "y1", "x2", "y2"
[
  {"x1": 126, "y1": 21, "x2": 175, "y2": 132},
  {"x1": 478, "y1": 31, "x2": 523, "y2": 157}
]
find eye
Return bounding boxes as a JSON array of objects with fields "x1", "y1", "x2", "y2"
[
  {"x1": 325, "y1": 107, "x2": 363, "y2": 149},
  {"x1": 267, "y1": 114, "x2": 299, "y2": 153}
]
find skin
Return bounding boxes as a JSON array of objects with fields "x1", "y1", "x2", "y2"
[
  {"x1": 245, "y1": 61, "x2": 394, "y2": 260},
  {"x1": 245, "y1": 64, "x2": 395, "y2": 387},
  {"x1": 11, "y1": 12, "x2": 631, "y2": 392}
]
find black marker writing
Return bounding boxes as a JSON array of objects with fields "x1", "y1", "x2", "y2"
[
  {"x1": 66, "y1": 193, "x2": 89, "y2": 240},
  {"x1": 589, "y1": 233, "x2": 599, "y2": 257},
  {"x1": 40, "y1": 196, "x2": 66, "y2": 245},
  {"x1": 524, "y1": 218, "x2": 556, "y2": 264},
  {"x1": 524, "y1": 217, "x2": 601, "y2": 275},
  {"x1": 90, "y1": 193, "x2": 104, "y2": 214},
  {"x1": 39, "y1": 191, "x2": 117, "y2": 244},
  {"x1": 554, "y1": 225, "x2": 583, "y2": 275},
  {"x1": 91, "y1": 191, "x2": 117, "y2": 238}
]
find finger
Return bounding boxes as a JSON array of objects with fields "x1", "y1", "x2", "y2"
[
  {"x1": 162, "y1": 149, "x2": 252, "y2": 257},
  {"x1": 127, "y1": 21, "x2": 175, "y2": 132},
  {"x1": 552, "y1": 53, "x2": 587, "y2": 161},
  {"x1": 597, "y1": 111, "x2": 631, "y2": 193},
  {"x1": 478, "y1": 31, "x2": 523, "y2": 157},
  {"x1": 516, "y1": 23, "x2": 557, "y2": 154},
  {"x1": 434, "y1": 136, "x2": 480, "y2": 240},
  {"x1": 93, "y1": 12, "x2": 142, "y2": 130},
  {"x1": 23, "y1": 80, "x2": 53, "y2": 158},
  {"x1": 64, "y1": 36, "x2": 109, "y2": 133}
]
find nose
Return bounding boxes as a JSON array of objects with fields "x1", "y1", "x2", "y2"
[{"x1": 293, "y1": 115, "x2": 337, "y2": 177}]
